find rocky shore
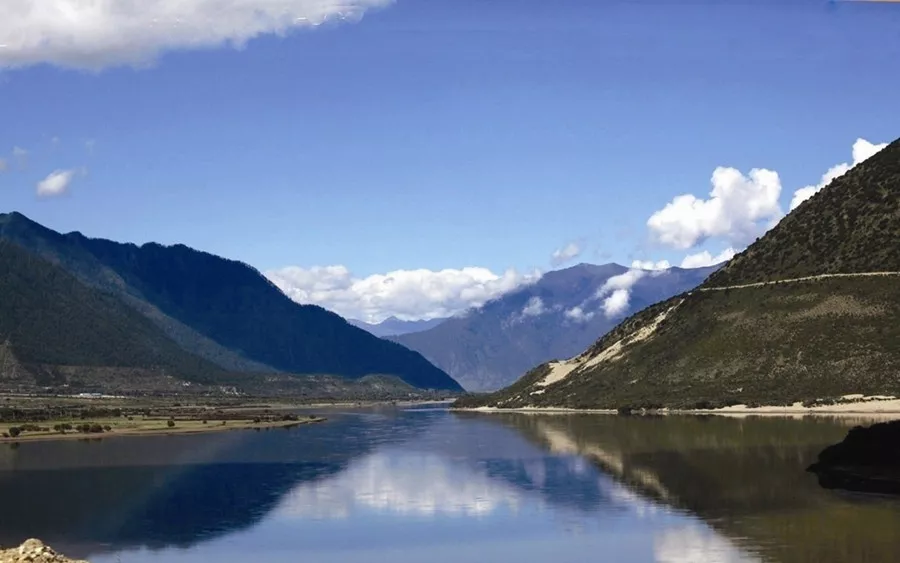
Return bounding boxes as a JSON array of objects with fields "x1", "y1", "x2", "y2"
[
  {"x1": 808, "y1": 419, "x2": 900, "y2": 495},
  {"x1": 0, "y1": 540, "x2": 88, "y2": 563}
]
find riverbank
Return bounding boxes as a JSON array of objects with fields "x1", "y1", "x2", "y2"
[
  {"x1": 0, "y1": 415, "x2": 325, "y2": 444},
  {"x1": 454, "y1": 395, "x2": 900, "y2": 418}
]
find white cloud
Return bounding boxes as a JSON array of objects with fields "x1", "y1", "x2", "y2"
[
  {"x1": 267, "y1": 264, "x2": 541, "y2": 323},
  {"x1": 789, "y1": 138, "x2": 888, "y2": 210},
  {"x1": 598, "y1": 269, "x2": 647, "y2": 296},
  {"x1": 521, "y1": 296, "x2": 546, "y2": 317},
  {"x1": 565, "y1": 268, "x2": 651, "y2": 322},
  {"x1": 551, "y1": 242, "x2": 582, "y2": 266},
  {"x1": 647, "y1": 167, "x2": 783, "y2": 250},
  {"x1": 12, "y1": 146, "x2": 27, "y2": 158},
  {"x1": 0, "y1": 0, "x2": 393, "y2": 70},
  {"x1": 680, "y1": 247, "x2": 736, "y2": 269},
  {"x1": 564, "y1": 306, "x2": 595, "y2": 323},
  {"x1": 631, "y1": 259, "x2": 671, "y2": 271},
  {"x1": 601, "y1": 288, "x2": 631, "y2": 318},
  {"x1": 36, "y1": 168, "x2": 79, "y2": 197}
]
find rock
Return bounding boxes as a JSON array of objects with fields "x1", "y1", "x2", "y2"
[
  {"x1": 808, "y1": 419, "x2": 900, "y2": 495},
  {"x1": 0, "y1": 540, "x2": 89, "y2": 563}
]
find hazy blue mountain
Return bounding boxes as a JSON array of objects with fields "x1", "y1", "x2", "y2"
[
  {"x1": 349, "y1": 316, "x2": 448, "y2": 337},
  {"x1": 392, "y1": 263, "x2": 718, "y2": 391},
  {"x1": 0, "y1": 212, "x2": 461, "y2": 391}
]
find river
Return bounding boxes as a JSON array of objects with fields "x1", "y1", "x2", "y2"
[{"x1": 0, "y1": 406, "x2": 898, "y2": 562}]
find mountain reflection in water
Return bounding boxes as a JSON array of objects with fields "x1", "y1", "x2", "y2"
[{"x1": 0, "y1": 407, "x2": 897, "y2": 563}]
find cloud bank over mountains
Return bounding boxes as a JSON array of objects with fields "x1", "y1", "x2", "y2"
[
  {"x1": 0, "y1": 0, "x2": 392, "y2": 70},
  {"x1": 267, "y1": 264, "x2": 541, "y2": 323}
]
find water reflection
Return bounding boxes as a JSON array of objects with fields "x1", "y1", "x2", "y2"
[
  {"x1": 476, "y1": 412, "x2": 900, "y2": 563},
  {"x1": 1, "y1": 408, "x2": 897, "y2": 562}
]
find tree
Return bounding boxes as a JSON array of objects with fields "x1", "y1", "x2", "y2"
[
  {"x1": 167, "y1": 420, "x2": 175, "y2": 428},
  {"x1": 8, "y1": 427, "x2": 20, "y2": 438}
]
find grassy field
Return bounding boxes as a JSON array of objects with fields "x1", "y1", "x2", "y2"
[{"x1": 0, "y1": 395, "x2": 325, "y2": 443}]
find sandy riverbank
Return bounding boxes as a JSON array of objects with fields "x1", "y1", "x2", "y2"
[{"x1": 455, "y1": 395, "x2": 900, "y2": 418}]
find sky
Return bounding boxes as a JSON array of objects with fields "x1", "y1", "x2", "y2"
[{"x1": 1, "y1": 0, "x2": 899, "y2": 322}]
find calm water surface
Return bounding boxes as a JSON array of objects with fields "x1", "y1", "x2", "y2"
[{"x1": 1, "y1": 407, "x2": 899, "y2": 562}]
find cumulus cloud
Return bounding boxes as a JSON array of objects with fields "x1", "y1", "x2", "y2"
[
  {"x1": 789, "y1": 138, "x2": 888, "y2": 210},
  {"x1": 0, "y1": 0, "x2": 393, "y2": 70},
  {"x1": 36, "y1": 168, "x2": 79, "y2": 197},
  {"x1": 680, "y1": 247, "x2": 736, "y2": 269},
  {"x1": 521, "y1": 296, "x2": 547, "y2": 317},
  {"x1": 601, "y1": 288, "x2": 632, "y2": 318},
  {"x1": 599, "y1": 269, "x2": 647, "y2": 296},
  {"x1": 564, "y1": 306, "x2": 595, "y2": 323},
  {"x1": 266, "y1": 264, "x2": 541, "y2": 323},
  {"x1": 647, "y1": 167, "x2": 783, "y2": 250},
  {"x1": 551, "y1": 242, "x2": 582, "y2": 266},
  {"x1": 565, "y1": 268, "x2": 652, "y2": 322},
  {"x1": 631, "y1": 259, "x2": 671, "y2": 271}
]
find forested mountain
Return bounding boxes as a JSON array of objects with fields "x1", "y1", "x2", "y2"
[
  {"x1": 0, "y1": 213, "x2": 461, "y2": 392},
  {"x1": 0, "y1": 240, "x2": 225, "y2": 389}
]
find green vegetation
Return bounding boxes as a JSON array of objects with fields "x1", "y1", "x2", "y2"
[
  {"x1": 0, "y1": 240, "x2": 228, "y2": 386},
  {"x1": 0, "y1": 212, "x2": 459, "y2": 391},
  {"x1": 705, "y1": 139, "x2": 900, "y2": 287},
  {"x1": 0, "y1": 214, "x2": 462, "y2": 393},
  {"x1": 458, "y1": 137, "x2": 900, "y2": 410}
]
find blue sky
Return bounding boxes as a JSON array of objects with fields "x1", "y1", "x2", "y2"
[{"x1": 1, "y1": 0, "x2": 899, "y2": 321}]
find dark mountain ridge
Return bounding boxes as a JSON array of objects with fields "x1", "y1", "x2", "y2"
[{"x1": 0, "y1": 212, "x2": 461, "y2": 391}]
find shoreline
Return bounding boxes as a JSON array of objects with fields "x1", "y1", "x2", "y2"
[
  {"x1": 0, "y1": 417, "x2": 325, "y2": 445},
  {"x1": 453, "y1": 396, "x2": 900, "y2": 418}
]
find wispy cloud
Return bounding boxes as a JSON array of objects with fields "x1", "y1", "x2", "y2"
[
  {"x1": 550, "y1": 241, "x2": 582, "y2": 267},
  {"x1": 36, "y1": 168, "x2": 83, "y2": 198}
]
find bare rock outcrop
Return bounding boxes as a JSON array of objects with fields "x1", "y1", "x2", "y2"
[{"x1": 0, "y1": 539, "x2": 88, "y2": 563}]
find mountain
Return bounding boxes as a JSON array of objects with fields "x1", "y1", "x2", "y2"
[
  {"x1": 456, "y1": 137, "x2": 900, "y2": 409},
  {"x1": 349, "y1": 316, "x2": 448, "y2": 337},
  {"x1": 0, "y1": 213, "x2": 461, "y2": 392},
  {"x1": 0, "y1": 239, "x2": 229, "y2": 390},
  {"x1": 392, "y1": 263, "x2": 718, "y2": 391}
]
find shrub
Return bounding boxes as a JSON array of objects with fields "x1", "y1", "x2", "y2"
[
  {"x1": 167, "y1": 420, "x2": 175, "y2": 428},
  {"x1": 103, "y1": 425, "x2": 112, "y2": 431},
  {"x1": 89, "y1": 424, "x2": 103, "y2": 433},
  {"x1": 8, "y1": 427, "x2": 20, "y2": 438},
  {"x1": 202, "y1": 420, "x2": 208, "y2": 424},
  {"x1": 253, "y1": 417, "x2": 261, "y2": 424}
]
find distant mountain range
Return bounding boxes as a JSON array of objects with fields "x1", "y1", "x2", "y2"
[
  {"x1": 0, "y1": 213, "x2": 462, "y2": 394},
  {"x1": 458, "y1": 137, "x2": 900, "y2": 409},
  {"x1": 349, "y1": 316, "x2": 448, "y2": 338},
  {"x1": 392, "y1": 263, "x2": 719, "y2": 391}
]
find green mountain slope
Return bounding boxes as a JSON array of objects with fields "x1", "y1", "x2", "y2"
[
  {"x1": 0, "y1": 240, "x2": 226, "y2": 387},
  {"x1": 457, "y1": 138, "x2": 900, "y2": 409},
  {"x1": 0, "y1": 214, "x2": 461, "y2": 391}
]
